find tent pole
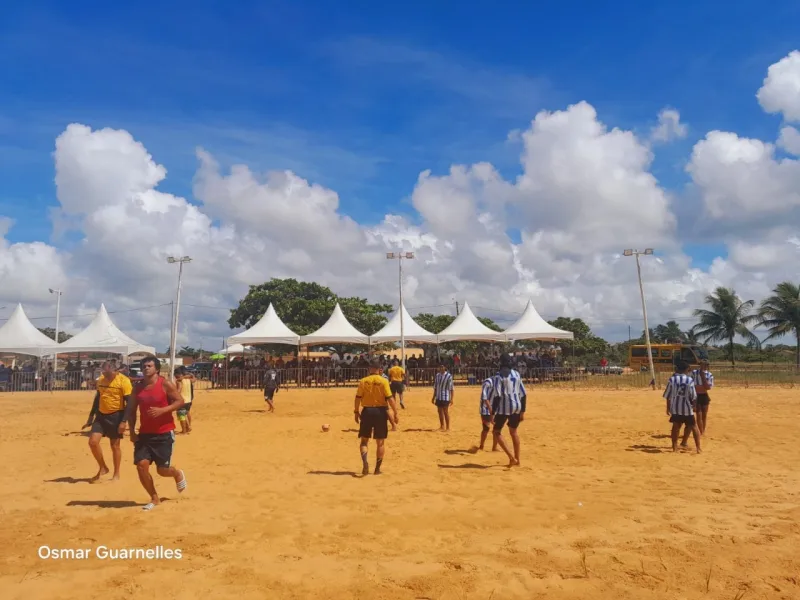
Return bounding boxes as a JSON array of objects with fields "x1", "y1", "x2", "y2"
[
  {"x1": 224, "y1": 338, "x2": 229, "y2": 390},
  {"x1": 297, "y1": 342, "x2": 302, "y2": 389}
]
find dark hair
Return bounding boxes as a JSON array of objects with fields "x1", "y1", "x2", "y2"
[
  {"x1": 675, "y1": 360, "x2": 690, "y2": 373},
  {"x1": 175, "y1": 366, "x2": 187, "y2": 375},
  {"x1": 102, "y1": 359, "x2": 117, "y2": 369},
  {"x1": 140, "y1": 355, "x2": 161, "y2": 371},
  {"x1": 499, "y1": 354, "x2": 513, "y2": 368},
  {"x1": 369, "y1": 358, "x2": 382, "y2": 370}
]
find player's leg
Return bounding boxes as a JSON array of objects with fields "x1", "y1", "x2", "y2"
[
  {"x1": 479, "y1": 418, "x2": 490, "y2": 450},
  {"x1": 508, "y1": 416, "x2": 521, "y2": 465},
  {"x1": 699, "y1": 402, "x2": 709, "y2": 434},
  {"x1": 136, "y1": 459, "x2": 159, "y2": 508},
  {"x1": 437, "y1": 405, "x2": 446, "y2": 431},
  {"x1": 691, "y1": 419, "x2": 702, "y2": 454},
  {"x1": 670, "y1": 420, "x2": 682, "y2": 452},
  {"x1": 443, "y1": 404, "x2": 451, "y2": 431},
  {"x1": 680, "y1": 423, "x2": 691, "y2": 447},
  {"x1": 110, "y1": 437, "x2": 122, "y2": 480},
  {"x1": 493, "y1": 416, "x2": 516, "y2": 466},
  {"x1": 87, "y1": 430, "x2": 109, "y2": 481}
]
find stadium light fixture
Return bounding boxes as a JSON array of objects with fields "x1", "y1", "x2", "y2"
[
  {"x1": 622, "y1": 249, "x2": 656, "y2": 388},
  {"x1": 386, "y1": 251, "x2": 415, "y2": 371},
  {"x1": 167, "y1": 256, "x2": 192, "y2": 379}
]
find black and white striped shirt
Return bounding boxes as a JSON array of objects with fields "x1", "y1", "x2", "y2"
[
  {"x1": 663, "y1": 373, "x2": 697, "y2": 416},
  {"x1": 690, "y1": 369, "x2": 714, "y2": 391},
  {"x1": 433, "y1": 371, "x2": 454, "y2": 402},
  {"x1": 480, "y1": 378, "x2": 494, "y2": 416},
  {"x1": 490, "y1": 370, "x2": 527, "y2": 415}
]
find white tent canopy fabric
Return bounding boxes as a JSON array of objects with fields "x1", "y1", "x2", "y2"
[
  {"x1": 0, "y1": 304, "x2": 60, "y2": 357},
  {"x1": 369, "y1": 303, "x2": 438, "y2": 344},
  {"x1": 58, "y1": 304, "x2": 156, "y2": 355},
  {"x1": 217, "y1": 343, "x2": 258, "y2": 355},
  {"x1": 300, "y1": 303, "x2": 369, "y2": 346},
  {"x1": 227, "y1": 303, "x2": 300, "y2": 346},
  {"x1": 503, "y1": 299, "x2": 574, "y2": 341},
  {"x1": 436, "y1": 302, "x2": 506, "y2": 343}
]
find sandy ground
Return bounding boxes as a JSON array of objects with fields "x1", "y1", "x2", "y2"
[{"x1": 0, "y1": 387, "x2": 799, "y2": 600}]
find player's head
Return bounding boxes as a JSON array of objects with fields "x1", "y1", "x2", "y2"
[
  {"x1": 392, "y1": 358, "x2": 399, "y2": 366},
  {"x1": 675, "y1": 359, "x2": 690, "y2": 374},
  {"x1": 140, "y1": 355, "x2": 161, "y2": 376},
  {"x1": 499, "y1": 354, "x2": 513, "y2": 376},
  {"x1": 368, "y1": 358, "x2": 382, "y2": 373},
  {"x1": 699, "y1": 358, "x2": 709, "y2": 367},
  {"x1": 437, "y1": 362, "x2": 447, "y2": 372},
  {"x1": 175, "y1": 366, "x2": 187, "y2": 379},
  {"x1": 101, "y1": 360, "x2": 117, "y2": 377}
]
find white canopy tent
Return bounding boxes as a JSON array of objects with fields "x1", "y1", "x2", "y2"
[
  {"x1": 0, "y1": 304, "x2": 60, "y2": 357},
  {"x1": 300, "y1": 303, "x2": 369, "y2": 346},
  {"x1": 436, "y1": 302, "x2": 506, "y2": 343},
  {"x1": 217, "y1": 343, "x2": 258, "y2": 355},
  {"x1": 503, "y1": 299, "x2": 574, "y2": 341},
  {"x1": 58, "y1": 304, "x2": 156, "y2": 355},
  {"x1": 369, "y1": 302, "x2": 438, "y2": 344},
  {"x1": 227, "y1": 303, "x2": 300, "y2": 346}
]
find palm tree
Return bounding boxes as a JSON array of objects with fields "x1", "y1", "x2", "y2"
[
  {"x1": 755, "y1": 282, "x2": 800, "y2": 367},
  {"x1": 692, "y1": 287, "x2": 760, "y2": 366}
]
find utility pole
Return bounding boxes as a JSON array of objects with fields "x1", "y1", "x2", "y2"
[
  {"x1": 455, "y1": 300, "x2": 460, "y2": 316},
  {"x1": 167, "y1": 256, "x2": 192, "y2": 379},
  {"x1": 623, "y1": 248, "x2": 657, "y2": 388},
  {"x1": 386, "y1": 251, "x2": 415, "y2": 372},
  {"x1": 48, "y1": 288, "x2": 62, "y2": 374}
]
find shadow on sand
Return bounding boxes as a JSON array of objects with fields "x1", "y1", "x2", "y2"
[
  {"x1": 307, "y1": 470, "x2": 360, "y2": 478},
  {"x1": 402, "y1": 428, "x2": 439, "y2": 433},
  {"x1": 437, "y1": 463, "x2": 500, "y2": 470},
  {"x1": 67, "y1": 500, "x2": 144, "y2": 509},
  {"x1": 444, "y1": 448, "x2": 479, "y2": 456},
  {"x1": 45, "y1": 476, "x2": 94, "y2": 484},
  {"x1": 650, "y1": 434, "x2": 671, "y2": 439},
  {"x1": 62, "y1": 431, "x2": 91, "y2": 437},
  {"x1": 626, "y1": 444, "x2": 665, "y2": 454}
]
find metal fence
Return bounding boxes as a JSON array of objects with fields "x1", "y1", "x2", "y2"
[{"x1": 1, "y1": 365, "x2": 798, "y2": 394}]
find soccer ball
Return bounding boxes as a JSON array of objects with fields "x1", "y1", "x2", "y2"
[{"x1": 321, "y1": 424, "x2": 330, "y2": 432}]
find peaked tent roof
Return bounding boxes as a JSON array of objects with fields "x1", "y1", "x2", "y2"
[
  {"x1": 58, "y1": 304, "x2": 156, "y2": 355},
  {"x1": 227, "y1": 303, "x2": 300, "y2": 346},
  {"x1": 218, "y1": 343, "x2": 258, "y2": 355},
  {"x1": 0, "y1": 304, "x2": 60, "y2": 357},
  {"x1": 369, "y1": 302, "x2": 438, "y2": 344},
  {"x1": 503, "y1": 299, "x2": 574, "y2": 341},
  {"x1": 436, "y1": 302, "x2": 506, "y2": 343},
  {"x1": 300, "y1": 303, "x2": 369, "y2": 346}
]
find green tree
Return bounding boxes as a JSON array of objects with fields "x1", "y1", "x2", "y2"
[
  {"x1": 178, "y1": 346, "x2": 199, "y2": 358},
  {"x1": 653, "y1": 321, "x2": 685, "y2": 343},
  {"x1": 755, "y1": 281, "x2": 800, "y2": 367},
  {"x1": 692, "y1": 287, "x2": 759, "y2": 366},
  {"x1": 38, "y1": 328, "x2": 73, "y2": 343},
  {"x1": 548, "y1": 317, "x2": 607, "y2": 361},
  {"x1": 228, "y1": 278, "x2": 392, "y2": 353},
  {"x1": 412, "y1": 313, "x2": 503, "y2": 358}
]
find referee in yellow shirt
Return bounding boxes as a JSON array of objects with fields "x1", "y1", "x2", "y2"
[
  {"x1": 354, "y1": 358, "x2": 399, "y2": 476},
  {"x1": 82, "y1": 360, "x2": 132, "y2": 482},
  {"x1": 387, "y1": 358, "x2": 407, "y2": 409}
]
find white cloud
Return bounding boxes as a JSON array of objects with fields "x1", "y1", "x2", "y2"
[
  {"x1": 650, "y1": 108, "x2": 688, "y2": 143},
  {"x1": 778, "y1": 125, "x2": 800, "y2": 155},
  {"x1": 757, "y1": 50, "x2": 800, "y2": 122},
  {"x1": 5, "y1": 53, "x2": 800, "y2": 346}
]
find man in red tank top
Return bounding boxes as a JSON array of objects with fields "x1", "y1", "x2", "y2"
[{"x1": 120, "y1": 356, "x2": 187, "y2": 510}]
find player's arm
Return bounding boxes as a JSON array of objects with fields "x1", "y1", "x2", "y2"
[
  {"x1": 117, "y1": 393, "x2": 134, "y2": 433},
  {"x1": 663, "y1": 381, "x2": 672, "y2": 415},
  {"x1": 449, "y1": 378, "x2": 455, "y2": 406},
  {"x1": 147, "y1": 379, "x2": 185, "y2": 418},
  {"x1": 354, "y1": 381, "x2": 363, "y2": 423},
  {"x1": 124, "y1": 394, "x2": 139, "y2": 439},
  {"x1": 84, "y1": 392, "x2": 100, "y2": 428},
  {"x1": 519, "y1": 380, "x2": 528, "y2": 420}
]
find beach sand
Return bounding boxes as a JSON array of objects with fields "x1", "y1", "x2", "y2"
[{"x1": 1, "y1": 386, "x2": 798, "y2": 599}]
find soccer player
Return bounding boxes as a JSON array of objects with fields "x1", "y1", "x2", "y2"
[
  {"x1": 174, "y1": 367, "x2": 195, "y2": 434},
  {"x1": 489, "y1": 355, "x2": 526, "y2": 467},
  {"x1": 431, "y1": 363, "x2": 454, "y2": 432},
  {"x1": 82, "y1": 360, "x2": 132, "y2": 482},
  {"x1": 479, "y1": 376, "x2": 497, "y2": 451},
  {"x1": 120, "y1": 356, "x2": 187, "y2": 510},
  {"x1": 388, "y1": 358, "x2": 407, "y2": 409},
  {"x1": 354, "y1": 358, "x2": 399, "y2": 476},
  {"x1": 664, "y1": 360, "x2": 701, "y2": 454},
  {"x1": 691, "y1": 359, "x2": 714, "y2": 435},
  {"x1": 263, "y1": 367, "x2": 279, "y2": 412}
]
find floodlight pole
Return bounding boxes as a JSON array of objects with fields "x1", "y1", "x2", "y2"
[
  {"x1": 167, "y1": 256, "x2": 192, "y2": 379},
  {"x1": 387, "y1": 251, "x2": 415, "y2": 372},
  {"x1": 49, "y1": 288, "x2": 62, "y2": 375},
  {"x1": 624, "y1": 248, "x2": 656, "y2": 388}
]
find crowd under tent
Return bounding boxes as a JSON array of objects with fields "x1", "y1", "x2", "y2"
[
  {"x1": 0, "y1": 304, "x2": 60, "y2": 357},
  {"x1": 300, "y1": 303, "x2": 369, "y2": 347},
  {"x1": 369, "y1": 302, "x2": 438, "y2": 344},
  {"x1": 227, "y1": 303, "x2": 300, "y2": 347},
  {"x1": 436, "y1": 302, "x2": 507, "y2": 343},
  {"x1": 502, "y1": 299, "x2": 574, "y2": 341},
  {"x1": 58, "y1": 304, "x2": 156, "y2": 356}
]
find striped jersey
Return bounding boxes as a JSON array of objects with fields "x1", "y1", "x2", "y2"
[
  {"x1": 490, "y1": 370, "x2": 527, "y2": 415},
  {"x1": 663, "y1": 373, "x2": 697, "y2": 416},
  {"x1": 433, "y1": 371, "x2": 454, "y2": 402},
  {"x1": 690, "y1": 369, "x2": 714, "y2": 391},
  {"x1": 479, "y1": 377, "x2": 494, "y2": 416}
]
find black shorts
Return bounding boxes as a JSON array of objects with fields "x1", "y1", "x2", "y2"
[
  {"x1": 134, "y1": 432, "x2": 175, "y2": 468},
  {"x1": 264, "y1": 389, "x2": 276, "y2": 401},
  {"x1": 90, "y1": 411, "x2": 125, "y2": 440},
  {"x1": 696, "y1": 394, "x2": 710, "y2": 407},
  {"x1": 670, "y1": 415, "x2": 696, "y2": 426},
  {"x1": 493, "y1": 413, "x2": 521, "y2": 432},
  {"x1": 390, "y1": 381, "x2": 405, "y2": 395},
  {"x1": 435, "y1": 400, "x2": 451, "y2": 408},
  {"x1": 358, "y1": 407, "x2": 389, "y2": 440}
]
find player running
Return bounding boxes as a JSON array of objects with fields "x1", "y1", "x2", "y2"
[
  {"x1": 354, "y1": 359, "x2": 399, "y2": 476},
  {"x1": 387, "y1": 359, "x2": 407, "y2": 409},
  {"x1": 263, "y1": 367, "x2": 279, "y2": 412}
]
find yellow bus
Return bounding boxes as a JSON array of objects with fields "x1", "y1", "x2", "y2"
[{"x1": 628, "y1": 344, "x2": 709, "y2": 372}]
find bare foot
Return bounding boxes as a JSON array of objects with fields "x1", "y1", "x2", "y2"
[
  {"x1": 672, "y1": 447, "x2": 678, "y2": 453},
  {"x1": 90, "y1": 467, "x2": 109, "y2": 483},
  {"x1": 506, "y1": 458, "x2": 519, "y2": 468},
  {"x1": 111, "y1": 474, "x2": 120, "y2": 481},
  {"x1": 439, "y1": 428, "x2": 446, "y2": 432},
  {"x1": 680, "y1": 442, "x2": 688, "y2": 448}
]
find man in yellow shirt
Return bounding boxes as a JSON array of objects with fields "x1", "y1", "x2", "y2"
[
  {"x1": 387, "y1": 358, "x2": 407, "y2": 409},
  {"x1": 354, "y1": 358, "x2": 399, "y2": 476},
  {"x1": 82, "y1": 360, "x2": 132, "y2": 482}
]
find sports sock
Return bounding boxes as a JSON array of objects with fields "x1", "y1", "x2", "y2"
[
  {"x1": 360, "y1": 449, "x2": 368, "y2": 468},
  {"x1": 374, "y1": 458, "x2": 383, "y2": 473}
]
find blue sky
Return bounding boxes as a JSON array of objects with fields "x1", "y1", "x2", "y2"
[{"x1": 1, "y1": 0, "x2": 798, "y2": 267}]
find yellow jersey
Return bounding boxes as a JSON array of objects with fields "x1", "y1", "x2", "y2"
[
  {"x1": 96, "y1": 373, "x2": 133, "y2": 414},
  {"x1": 356, "y1": 374, "x2": 393, "y2": 408},
  {"x1": 388, "y1": 366, "x2": 405, "y2": 382},
  {"x1": 179, "y1": 378, "x2": 193, "y2": 404}
]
